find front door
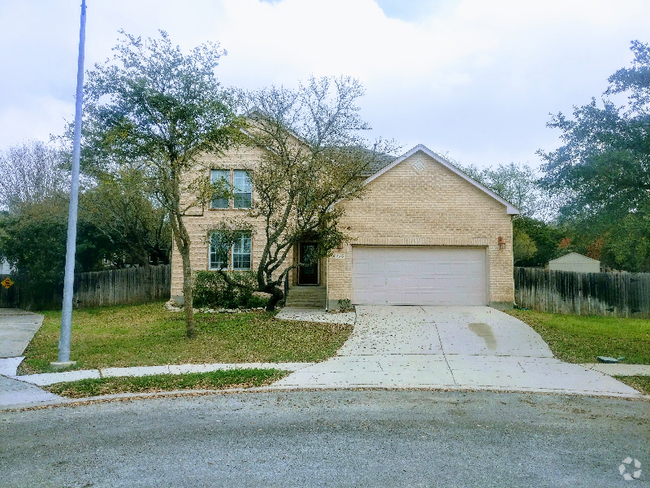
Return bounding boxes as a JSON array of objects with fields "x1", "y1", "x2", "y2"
[{"x1": 298, "y1": 243, "x2": 319, "y2": 285}]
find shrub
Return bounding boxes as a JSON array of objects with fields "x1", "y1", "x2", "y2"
[
  {"x1": 193, "y1": 271, "x2": 267, "y2": 309},
  {"x1": 338, "y1": 299, "x2": 354, "y2": 312}
]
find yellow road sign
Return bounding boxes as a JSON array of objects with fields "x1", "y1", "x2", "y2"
[{"x1": 1, "y1": 277, "x2": 13, "y2": 289}]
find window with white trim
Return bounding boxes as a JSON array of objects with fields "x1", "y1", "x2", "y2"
[
  {"x1": 209, "y1": 232, "x2": 229, "y2": 270},
  {"x1": 210, "y1": 169, "x2": 230, "y2": 209},
  {"x1": 233, "y1": 170, "x2": 252, "y2": 209},
  {"x1": 209, "y1": 232, "x2": 252, "y2": 271},
  {"x1": 210, "y1": 169, "x2": 252, "y2": 209},
  {"x1": 232, "y1": 234, "x2": 252, "y2": 270}
]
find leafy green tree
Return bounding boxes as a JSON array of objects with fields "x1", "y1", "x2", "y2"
[
  {"x1": 0, "y1": 139, "x2": 173, "y2": 306},
  {"x1": 214, "y1": 76, "x2": 395, "y2": 310},
  {"x1": 459, "y1": 162, "x2": 543, "y2": 218},
  {"x1": 0, "y1": 196, "x2": 115, "y2": 307},
  {"x1": 81, "y1": 30, "x2": 240, "y2": 336},
  {"x1": 512, "y1": 217, "x2": 566, "y2": 267},
  {"x1": 81, "y1": 165, "x2": 170, "y2": 267},
  {"x1": 513, "y1": 229, "x2": 537, "y2": 264},
  {"x1": 539, "y1": 40, "x2": 650, "y2": 271}
]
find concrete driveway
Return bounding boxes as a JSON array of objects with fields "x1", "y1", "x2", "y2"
[
  {"x1": 273, "y1": 306, "x2": 641, "y2": 396},
  {"x1": 337, "y1": 306, "x2": 554, "y2": 357}
]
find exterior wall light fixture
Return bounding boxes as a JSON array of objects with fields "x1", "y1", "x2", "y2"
[{"x1": 498, "y1": 236, "x2": 506, "y2": 250}]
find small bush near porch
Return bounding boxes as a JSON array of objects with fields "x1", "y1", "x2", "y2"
[
  {"x1": 506, "y1": 309, "x2": 650, "y2": 364},
  {"x1": 19, "y1": 301, "x2": 352, "y2": 374}
]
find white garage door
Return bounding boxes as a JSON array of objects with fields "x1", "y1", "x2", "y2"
[{"x1": 352, "y1": 246, "x2": 488, "y2": 306}]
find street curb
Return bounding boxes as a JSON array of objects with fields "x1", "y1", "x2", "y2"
[{"x1": 2, "y1": 384, "x2": 648, "y2": 412}]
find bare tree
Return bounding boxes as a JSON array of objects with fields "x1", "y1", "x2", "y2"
[
  {"x1": 0, "y1": 140, "x2": 68, "y2": 211},
  {"x1": 214, "y1": 76, "x2": 396, "y2": 310}
]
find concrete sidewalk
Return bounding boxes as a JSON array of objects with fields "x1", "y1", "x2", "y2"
[
  {"x1": 13, "y1": 362, "x2": 316, "y2": 386},
  {"x1": 1, "y1": 361, "x2": 317, "y2": 409}
]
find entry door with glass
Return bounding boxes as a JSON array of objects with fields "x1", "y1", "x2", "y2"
[{"x1": 298, "y1": 243, "x2": 319, "y2": 285}]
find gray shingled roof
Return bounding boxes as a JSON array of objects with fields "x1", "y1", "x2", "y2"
[{"x1": 359, "y1": 151, "x2": 397, "y2": 177}]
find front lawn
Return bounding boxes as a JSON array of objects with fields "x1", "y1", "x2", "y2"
[
  {"x1": 506, "y1": 309, "x2": 650, "y2": 364},
  {"x1": 19, "y1": 301, "x2": 352, "y2": 374}
]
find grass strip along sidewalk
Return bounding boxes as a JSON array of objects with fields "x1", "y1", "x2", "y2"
[
  {"x1": 506, "y1": 309, "x2": 650, "y2": 395},
  {"x1": 46, "y1": 369, "x2": 289, "y2": 399},
  {"x1": 613, "y1": 376, "x2": 650, "y2": 395},
  {"x1": 20, "y1": 301, "x2": 353, "y2": 375},
  {"x1": 505, "y1": 309, "x2": 650, "y2": 364}
]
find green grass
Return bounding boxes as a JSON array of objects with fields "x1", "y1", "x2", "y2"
[
  {"x1": 45, "y1": 369, "x2": 288, "y2": 398},
  {"x1": 615, "y1": 376, "x2": 650, "y2": 395},
  {"x1": 506, "y1": 309, "x2": 650, "y2": 364},
  {"x1": 19, "y1": 301, "x2": 352, "y2": 374}
]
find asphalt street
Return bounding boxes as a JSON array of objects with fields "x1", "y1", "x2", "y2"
[{"x1": 1, "y1": 390, "x2": 648, "y2": 487}]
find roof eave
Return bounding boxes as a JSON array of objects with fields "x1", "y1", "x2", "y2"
[{"x1": 363, "y1": 144, "x2": 521, "y2": 215}]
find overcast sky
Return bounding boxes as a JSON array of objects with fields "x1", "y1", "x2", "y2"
[{"x1": 1, "y1": 0, "x2": 648, "y2": 169}]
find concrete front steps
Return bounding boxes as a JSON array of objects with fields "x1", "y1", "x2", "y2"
[{"x1": 285, "y1": 285, "x2": 326, "y2": 309}]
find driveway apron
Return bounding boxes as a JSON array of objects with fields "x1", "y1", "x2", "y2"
[
  {"x1": 0, "y1": 309, "x2": 44, "y2": 358},
  {"x1": 273, "y1": 306, "x2": 641, "y2": 396},
  {"x1": 0, "y1": 309, "x2": 62, "y2": 406}
]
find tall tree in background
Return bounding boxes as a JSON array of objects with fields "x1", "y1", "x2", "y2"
[
  {"x1": 539, "y1": 40, "x2": 650, "y2": 271},
  {"x1": 456, "y1": 160, "x2": 566, "y2": 265},
  {"x1": 212, "y1": 76, "x2": 396, "y2": 310},
  {"x1": 81, "y1": 30, "x2": 240, "y2": 336},
  {"x1": 0, "y1": 139, "x2": 172, "y2": 307},
  {"x1": 0, "y1": 140, "x2": 69, "y2": 212},
  {"x1": 81, "y1": 165, "x2": 170, "y2": 268},
  {"x1": 459, "y1": 162, "x2": 543, "y2": 219}
]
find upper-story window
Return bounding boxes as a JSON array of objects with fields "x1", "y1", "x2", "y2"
[
  {"x1": 233, "y1": 170, "x2": 252, "y2": 209},
  {"x1": 210, "y1": 169, "x2": 252, "y2": 209},
  {"x1": 211, "y1": 169, "x2": 230, "y2": 209}
]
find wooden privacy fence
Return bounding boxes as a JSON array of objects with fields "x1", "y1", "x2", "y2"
[
  {"x1": 0, "y1": 265, "x2": 170, "y2": 309},
  {"x1": 74, "y1": 265, "x2": 171, "y2": 307},
  {"x1": 514, "y1": 267, "x2": 650, "y2": 318}
]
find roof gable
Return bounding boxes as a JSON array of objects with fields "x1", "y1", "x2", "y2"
[
  {"x1": 364, "y1": 144, "x2": 520, "y2": 215},
  {"x1": 549, "y1": 252, "x2": 600, "y2": 264}
]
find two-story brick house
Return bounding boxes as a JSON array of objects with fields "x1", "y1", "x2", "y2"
[{"x1": 171, "y1": 143, "x2": 519, "y2": 309}]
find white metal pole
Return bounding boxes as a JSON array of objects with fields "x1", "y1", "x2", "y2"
[{"x1": 55, "y1": 0, "x2": 87, "y2": 366}]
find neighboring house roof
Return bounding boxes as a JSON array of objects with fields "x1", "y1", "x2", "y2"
[
  {"x1": 364, "y1": 144, "x2": 521, "y2": 215},
  {"x1": 549, "y1": 252, "x2": 600, "y2": 264}
]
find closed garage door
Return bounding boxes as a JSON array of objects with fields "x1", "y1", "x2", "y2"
[{"x1": 352, "y1": 246, "x2": 488, "y2": 306}]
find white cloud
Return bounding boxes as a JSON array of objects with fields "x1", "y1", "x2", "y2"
[
  {"x1": 0, "y1": 97, "x2": 73, "y2": 148},
  {"x1": 1, "y1": 0, "x2": 649, "y2": 166}
]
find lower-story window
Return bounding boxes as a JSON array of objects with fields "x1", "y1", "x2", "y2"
[
  {"x1": 232, "y1": 234, "x2": 252, "y2": 270},
  {"x1": 209, "y1": 232, "x2": 252, "y2": 271}
]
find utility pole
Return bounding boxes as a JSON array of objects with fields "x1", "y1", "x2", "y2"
[{"x1": 52, "y1": 0, "x2": 87, "y2": 368}]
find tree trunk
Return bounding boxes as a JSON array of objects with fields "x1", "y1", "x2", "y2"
[
  {"x1": 180, "y1": 247, "x2": 196, "y2": 337},
  {"x1": 171, "y1": 212, "x2": 196, "y2": 338},
  {"x1": 265, "y1": 285, "x2": 283, "y2": 312}
]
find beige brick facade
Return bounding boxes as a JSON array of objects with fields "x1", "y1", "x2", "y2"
[
  {"x1": 172, "y1": 145, "x2": 516, "y2": 308},
  {"x1": 326, "y1": 150, "x2": 515, "y2": 309},
  {"x1": 171, "y1": 145, "x2": 294, "y2": 300}
]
